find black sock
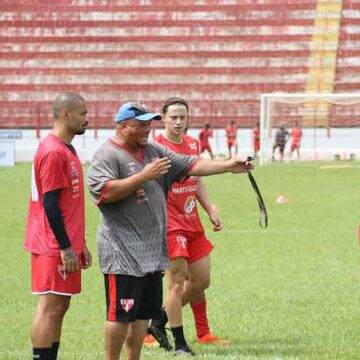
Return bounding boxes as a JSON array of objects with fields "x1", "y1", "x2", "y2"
[
  {"x1": 50, "y1": 342, "x2": 60, "y2": 360},
  {"x1": 33, "y1": 347, "x2": 51, "y2": 359},
  {"x1": 171, "y1": 326, "x2": 187, "y2": 349},
  {"x1": 151, "y1": 307, "x2": 168, "y2": 328}
]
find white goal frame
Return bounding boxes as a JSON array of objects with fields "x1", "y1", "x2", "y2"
[{"x1": 259, "y1": 93, "x2": 360, "y2": 165}]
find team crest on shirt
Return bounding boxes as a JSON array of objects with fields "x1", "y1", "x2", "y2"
[
  {"x1": 176, "y1": 236, "x2": 187, "y2": 249},
  {"x1": 189, "y1": 142, "x2": 197, "y2": 151},
  {"x1": 57, "y1": 265, "x2": 68, "y2": 281},
  {"x1": 126, "y1": 162, "x2": 137, "y2": 175},
  {"x1": 184, "y1": 196, "x2": 196, "y2": 214},
  {"x1": 121, "y1": 299, "x2": 134, "y2": 313}
]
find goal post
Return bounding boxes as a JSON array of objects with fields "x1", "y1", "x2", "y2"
[{"x1": 259, "y1": 93, "x2": 360, "y2": 165}]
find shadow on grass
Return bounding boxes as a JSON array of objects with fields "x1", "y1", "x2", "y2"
[{"x1": 142, "y1": 338, "x2": 311, "y2": 359}]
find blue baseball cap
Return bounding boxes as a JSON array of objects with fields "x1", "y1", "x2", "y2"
[{"x1": 115, "y1": 102, "x2": 162, "y2": 123}]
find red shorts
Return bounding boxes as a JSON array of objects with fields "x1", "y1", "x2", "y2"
[
  {"x1": 31, "y1": 253, "x2": 82, "y2": 296},
  {"x1": 200, "y1": 143, "x2": 212, "y2": 153},
  {"x1": 167, "y1": 231, "x2": 214, "y2": 263},
  {"x1": 291, "y1": 142, "x2": 300, "y2": 151},
  {"x1": 227, "y1": 139, "x2": 236, "y2": 148}
]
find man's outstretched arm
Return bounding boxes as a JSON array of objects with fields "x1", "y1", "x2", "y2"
[{"x1": 189, "y1": 157, "x2": 253, "y2": 177}]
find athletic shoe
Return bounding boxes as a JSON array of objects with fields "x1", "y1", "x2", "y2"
[
  {"x1": 143, "y1": 334, "x2": 159, "y2": 347},
  {"x1": 197, "y1": 333, "x2": 230, "y2": 346},
  {"x1": 174, "y1": 344, "x2": 196, "y2": 356},
  {"x1": 147, "y1": 324, "x2": 173, "y2": 351}
]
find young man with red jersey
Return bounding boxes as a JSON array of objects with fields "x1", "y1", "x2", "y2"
[
  {"x1": 24, "y1": 92, "x2": 92, "y2": 360},
  {"x1": 289, "y1": 122, "x2": 303, "y2": 160},
  {"x1": 148, "y1": 97, "x2": 229, "y2": 356},
  {"x1": 225, "y1": 120, "x2": 238, "y2": 158},
  {"x1": 198, "y1": 123, "x2": 214, "y2": 159},
  {"x1": 252, "y1": 122, "x2": 260, "y2": 158}
]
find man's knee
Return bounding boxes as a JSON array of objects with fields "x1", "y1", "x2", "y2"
[
  {"x1": 188, "y1": 276, "x2": 210, "y2": 292},
  {"x1": 41, "y1": 305, "x2": 69, "y2": 321},
  {"x1": 168, "y1": 268, "x2": 187, "y2": 293},
  {"x1": 169, "y1": 273, "x2": 187, "y2": 290},
  {"x1": 39, "y1": 296, "x2": 70, "y2": 318},
  {"x1": 200, "y1": 277, "x2": 211, "y2": 290},
  {"x1": 203, "y1": 277, "x2": 211, "y2": 290}
]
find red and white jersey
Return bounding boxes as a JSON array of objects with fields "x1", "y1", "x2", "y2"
[
  {"x1": 24, "y1": 133, "x2": 85, "y2": 256},
  {"x1": 226, "y1": 125, "x2": 237, "y2": 140},
  {"x1": 291, "y1": 127, "x2": 303, "y2": 144},
  {"x1": 155, "y1": 133, "x2": 204, "y2": 234},
  {"x1": 199, "y1": 128, "x2": 212, "y2": 146}
]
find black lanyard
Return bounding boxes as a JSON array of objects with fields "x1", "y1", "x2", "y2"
[{"x1": 248, "y1": 171, "x2": 268, "y2": 228}]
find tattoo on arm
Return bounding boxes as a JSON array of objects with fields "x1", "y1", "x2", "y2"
[{"x1": 62, "y1": 247, "x2": 77, "y2": 262}]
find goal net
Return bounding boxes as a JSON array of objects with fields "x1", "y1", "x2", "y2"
[{"x1": 259, "y1": 93, "x2": 360, "y2": 165}]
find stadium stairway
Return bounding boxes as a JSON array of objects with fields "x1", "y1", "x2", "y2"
[{"x1": 303, "y1": 0, "x2": 343, "y2": 127}]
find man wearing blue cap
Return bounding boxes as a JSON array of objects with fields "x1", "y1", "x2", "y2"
[{"x1": 87, "y1": 101, "x2": 254, "y2": 360}]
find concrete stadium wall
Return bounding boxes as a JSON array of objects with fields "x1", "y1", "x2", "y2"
[{"x1": 2, "y1": 127, "x2": 359, "y2": 164}]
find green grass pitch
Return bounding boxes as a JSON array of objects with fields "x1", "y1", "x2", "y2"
[{"x1": 1, "y1": 161, "x2": 360, "y2": 359}]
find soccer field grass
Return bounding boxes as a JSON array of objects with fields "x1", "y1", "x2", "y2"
[{"x1": 1, "y1": 161, "x2": 359, "y2": 359}]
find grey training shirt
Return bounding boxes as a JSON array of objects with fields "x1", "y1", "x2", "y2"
[{"x1": 87, "y1": 139, "x2": 197, "y2": 276}]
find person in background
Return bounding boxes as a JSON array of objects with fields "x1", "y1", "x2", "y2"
[
  {"x1": 225, "y1": 120, "x2": 238, "y2": 158},
  {"x1": 252, "y1": 122, "x2": 260, "y2": 158},
  {"x1": 272, "y1": 123, "x2": 290, "y2": 162},
  {"x1": 24, "y1": 92, "x2": 92, "y2": 360},
  {"x1": 289, "y1": 121, "x2": 303, "y2": 160},
  {"x1": 199, "y1": 123, "x2": 214, "y2": 159}
]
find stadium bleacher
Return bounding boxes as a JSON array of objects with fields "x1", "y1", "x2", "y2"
[{"x1": 0, "y1": 0, "x2": 359, "y2": 130}]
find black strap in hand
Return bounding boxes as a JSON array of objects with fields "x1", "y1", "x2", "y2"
[{"x1": 248, "y1": 171, "x2": 268, "y2": 228}]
